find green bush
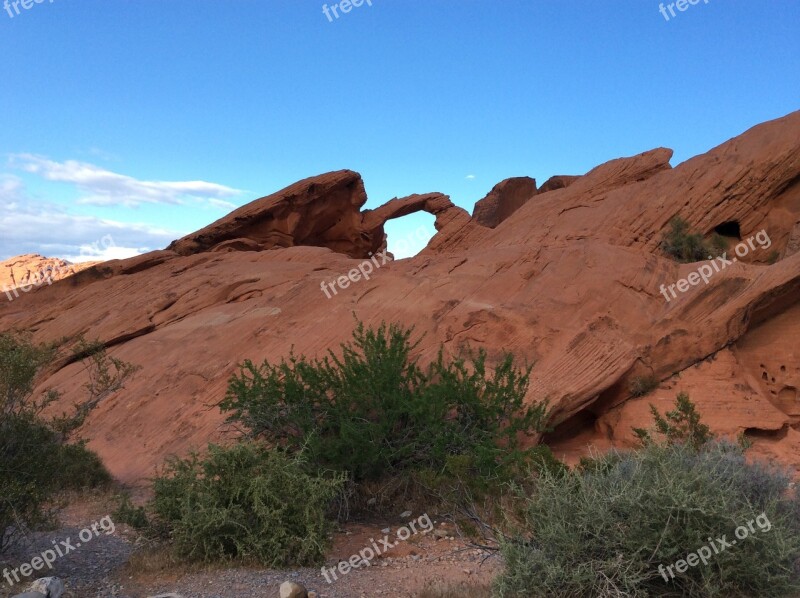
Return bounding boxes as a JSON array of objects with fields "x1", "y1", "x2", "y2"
[
  {"x1": 496, "y1": 441, "x2": 800, "y2": 597},
  {"x1": 662, "y1": 217, "x2": 727, "y2": 263},
  {"x1": 113, "y1": 494, "x2": 150, "y2": 531},
  {"x1": 151, "y1": 442, "x2": 344, "y2": 565},
  {"x1": 0, "y1": 333, "x2": 132, "y2": 553},
  {"x1": 633, "y1": 392, "x2": 713, "y2": 450},
  {"x1": 220, "y1": 321, "x2": 550, "y2": 486}
]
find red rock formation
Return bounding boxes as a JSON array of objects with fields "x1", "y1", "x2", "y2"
[
  {"x1": 1, "y1": 111, "x2": 799, "y2": 484},
  {"x1": 0, "y1": 254, "x2": 97, "y2": 298},
  {"x1": 472, "y1": 177, "x2": 538, "y2": 228}
]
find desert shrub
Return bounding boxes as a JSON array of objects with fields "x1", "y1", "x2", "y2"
[
  {"x1": 662, "y1": 217, "x2": 727, "y2": 263},
  {"x1": 113, "y1": 495, "x2": 150, "y2": 531},
  {"x1": 633, "y1": 392, "x2": 713, "y2": 450},
  {"x1": 0, "y1": 413, "x2": 62, "y2": 552},
  {"x1": 220, "y1": 321, "x2": 550, "y2": 490},
  {"x1": 0, "y1": 333, "x2": 133, "y2": 553},
  {"x1": 151, "y1": 442, "x2": 344, "y2": 565},
  {"x1": 496, "y1": 440, "x2": 800, "y2": 597},
  {"x1": 56, "y1": 440, "x2": 113, "y2": 489},
  {"x1": 418, "y1": 584, "x2": 492, "y2": 598},
  {"x1": 628, "y1": 374, "x2": 659, "y2": 398}
]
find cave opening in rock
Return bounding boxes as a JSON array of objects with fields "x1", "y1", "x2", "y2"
[
  {"x1": 542, "y1": 408, "x2": 598, "y2": 446},
  {"x1": 714, "y1": 220, "x2": 741, "y2": 240},
  {"x1": 383, "y1": 212, "x2": 436, "y2": 259}
]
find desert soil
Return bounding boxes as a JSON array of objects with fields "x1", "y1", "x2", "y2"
[{"x1": 0, "y1": 493, "x2": 497, "y2": 598}]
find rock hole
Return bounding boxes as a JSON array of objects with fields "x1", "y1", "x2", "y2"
[
  {"x1": 714, "y1": 221, "x2": 741, "y2": 240},
  {"x1": 384, "y1": 212, "x2": 437, "y2": 260},
  {"x1": 542, "y1": 409, "x2": 597, "y2": 445}
]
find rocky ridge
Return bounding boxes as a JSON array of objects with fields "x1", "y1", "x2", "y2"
[{"x1": 1, "y1": 111, "x2": 799, "y2": 483}]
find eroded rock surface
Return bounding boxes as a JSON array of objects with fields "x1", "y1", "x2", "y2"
[{"x1": 2, "y1": 111, "x2": 800, "y2": 482}]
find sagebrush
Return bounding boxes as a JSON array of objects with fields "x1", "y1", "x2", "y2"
[{"x1": 497, "y1": 440, "x2": 800, "y2": 597}]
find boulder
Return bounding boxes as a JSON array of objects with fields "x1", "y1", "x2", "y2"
[
  {"x1": 13, "y1": 576, "x2": 64, "y2": 598},
  {"x1": 279, "y1": 581, "x2": 308, "y2": 598}
]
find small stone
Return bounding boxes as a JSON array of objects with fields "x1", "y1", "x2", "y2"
[
  {"x1": 27, "y1": 577, "x2": 65, "y2": 598},
  {"x1": 11, "y1": 593, "x2": 47, "y2": 598},
  {"x1": 381, "y1": 527, "x2": 391, "y2": 534},
  {"x1": 399, "y1": 510, "x2": 412, "y2": 518},
  {"x1": 367, "y1": 498, "x2": 377, "y2": 506},
  {"x1": 280, "y1": 581, "x2": 308, "y2": 598}
]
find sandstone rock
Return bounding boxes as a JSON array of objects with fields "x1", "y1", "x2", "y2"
[
  {"x1": 472, "y1": 177, "x2": 537, "y2": 228},
  {"x1": 167, "y1": 170, "x2": 377, "y2": 259},
  {"x1": 0, "y1": 254, "x2": 95, "y2": 296},
  {"x1": 538, "y1": 174, "x2": 580, "y2": 194},
  {"x1": 279, "y1": 581, "x2": 307, "y2": 598},
  {"x1": 2, "y1": 110, "x2": 799, "y2": 481}
]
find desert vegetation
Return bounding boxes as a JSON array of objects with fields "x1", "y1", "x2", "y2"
[
  {"x1": 110, "y1": 321, "x2": 800, "y2": 597},
  {"x1": 123, "y1": 321, "x2": 553, "y2": 565},
  {"x1": 662, "y1": 216, "x2": 728, "y2": 263},
  {"x1": 8, "y1": 321, "x2": 795, "y2": 596},
  {"x1": 0, "y1": 333, "x2": 137, "y2": 554},
  {"x1": 496, "y1": 396, "x2": 800, "y2": 597}
]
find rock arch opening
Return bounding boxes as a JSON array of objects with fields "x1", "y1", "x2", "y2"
[{"x1": 384, "y1": 212, "x2": 437, "y2": 259}]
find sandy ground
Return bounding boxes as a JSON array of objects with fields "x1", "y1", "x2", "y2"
[{"x1": 0, "y1": 493, "x2": 497, "y2": 598}]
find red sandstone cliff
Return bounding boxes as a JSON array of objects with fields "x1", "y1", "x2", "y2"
[{"x1": 1, "y1": 111, "x2": 799, "y2": 484}]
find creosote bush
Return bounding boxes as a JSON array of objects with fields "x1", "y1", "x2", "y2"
[
  {"x1": 151, "y1": 442, "x2": 344, "y2": 565},
  {"x1": 662, "y1": 217, "x2": 727, "y2": 263},
  {"x1": 219, "y1": 320, "x2": 550, "y2": 500}
]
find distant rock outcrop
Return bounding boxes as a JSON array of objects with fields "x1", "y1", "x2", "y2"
[
  {"x1": 1, "y1": 111, "x2": 799, "y2": 483},
  {"x1": 472, "y1": 177, "x2": 538, "y2": 228},
  {"x1": 0, "y1": 255, "x2": 96, "y2": 295}
]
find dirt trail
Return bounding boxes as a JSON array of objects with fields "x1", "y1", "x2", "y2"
[{"x1": 0, "y1": 494, "x2": 496, "y2": 598}]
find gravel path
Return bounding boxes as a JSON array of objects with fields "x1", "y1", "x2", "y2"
[
  {"x1": 0, "y1": 496, "x2": 496, "y2": 598},
  {"x1": 0, "y1": 524, "x2": 132, "y2": 597}
]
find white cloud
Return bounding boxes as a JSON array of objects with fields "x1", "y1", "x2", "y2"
[
  {"x1": 465, "y1": 174, "x2": 476, "y2": 180},
  {"x1": 208, "y1": 198, "x2": 239, "y2": 211},
  {"x1": 0, "y1": 177, "x2": 182, "y2": 261},
  {"x1": 9, "y1": 153, "x2": 242, "y2": 208}
]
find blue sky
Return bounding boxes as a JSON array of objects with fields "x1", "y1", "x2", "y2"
[{"x1": 0, "y1": 0, "x2": 798, "y2": 261}]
